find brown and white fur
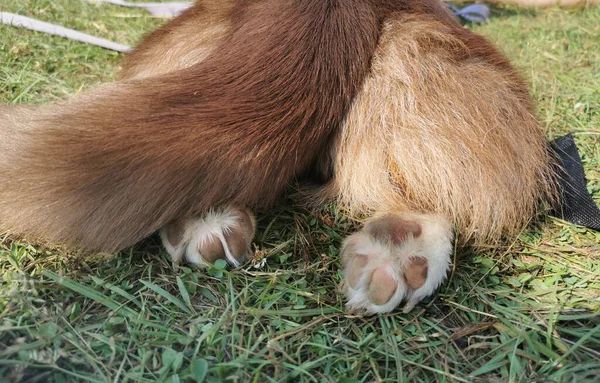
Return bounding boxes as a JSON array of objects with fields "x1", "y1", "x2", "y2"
[{"x1": 0, "y1": 0, "x2": 556, "y2": 314}]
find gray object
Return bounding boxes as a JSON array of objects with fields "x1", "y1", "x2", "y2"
[
  {"x1": 0, "y1": 1, "x2": 194, "y2": 53},
  {"x1": 0, "y1": 12, "x2": 131, "y2": 52}
]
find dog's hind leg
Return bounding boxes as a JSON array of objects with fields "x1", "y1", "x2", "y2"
[{"x1": 316, "y1": 12, "x2": 555, "y2": 313}]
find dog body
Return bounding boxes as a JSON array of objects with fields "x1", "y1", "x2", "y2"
[{"x1": 0, "y1": 0, "x2": 556, "y2": 313}]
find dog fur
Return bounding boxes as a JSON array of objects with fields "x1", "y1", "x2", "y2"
[{"x1": 0, "y1": 0, "x2": 556, "y2": 274}]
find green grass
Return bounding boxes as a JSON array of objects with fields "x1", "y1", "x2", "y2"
[{"x1": 1, "y1": 1, "x2": 599, "y2": 382}]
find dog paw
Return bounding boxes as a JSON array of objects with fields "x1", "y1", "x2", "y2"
[
  {"x1": 160, "y1": 206, "x2": 255, "y2": 268},
  {"x1": 340, "y1": 213, "x2": 453, "y2": 314}
]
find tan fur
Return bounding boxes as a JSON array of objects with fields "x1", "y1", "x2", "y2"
[
  {"x1": 119, "y1": 0, "x2": 235, "y2": 80},
  {"x1": 317, "y1": 16, "x2": 557, "y2": 245}
]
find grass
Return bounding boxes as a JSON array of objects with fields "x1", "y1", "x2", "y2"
[{"x1": 0, "y1": 1, "x2": 599, "y2": 382}]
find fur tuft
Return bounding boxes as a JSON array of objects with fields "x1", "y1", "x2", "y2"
[
  {"x1": 118, "y1": 0, "x2": 235, "y2": 80},
  {"x1": 317, "y1": 15, "x2": 557, "y2": 245}
]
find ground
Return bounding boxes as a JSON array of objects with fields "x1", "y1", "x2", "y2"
[{"x1": 0, "y1": 1, "x2": 599, "y2": 382}]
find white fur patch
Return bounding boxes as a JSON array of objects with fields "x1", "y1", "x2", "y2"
[
  {"x1": 342, "y1": 212, "x2": 453, "y2": 314},
  {"x1": 160, "y1": 206, "x2": 252, "y2": 268}
]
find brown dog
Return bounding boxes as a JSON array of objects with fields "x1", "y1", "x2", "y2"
[{"x1": 0, "y1": 0, "x2": 556, "y2": 313}]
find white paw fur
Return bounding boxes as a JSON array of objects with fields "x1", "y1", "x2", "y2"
[
  {"x1": 341, "y1": 212, "x2": 453, "y2": 314},
  {"x1": 160, "y1": 206, "x2": 255, "y2": 268}
]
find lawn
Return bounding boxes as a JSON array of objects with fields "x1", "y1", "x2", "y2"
[{"x1": 0, "y1": 1, "x2": 599, "y2": 382}]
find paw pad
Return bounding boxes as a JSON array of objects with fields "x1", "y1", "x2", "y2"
[
  {"x1": 367, "y1": 268, "x2": 397, "y2": 305},
  {"x1": 160, "y1": 206, "x2": 255, "y2": 268},
  {"x1": 341, "y1": 213, "x2": 452, "y2": 314}
]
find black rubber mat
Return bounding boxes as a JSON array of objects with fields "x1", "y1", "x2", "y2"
[{"x1": 550, "y1": 134, "x2": 600, "y2": 230}]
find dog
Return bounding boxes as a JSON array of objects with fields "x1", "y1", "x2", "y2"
[{"x1": 0, "y1": 0, "x2": 557, "y2": 313}]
